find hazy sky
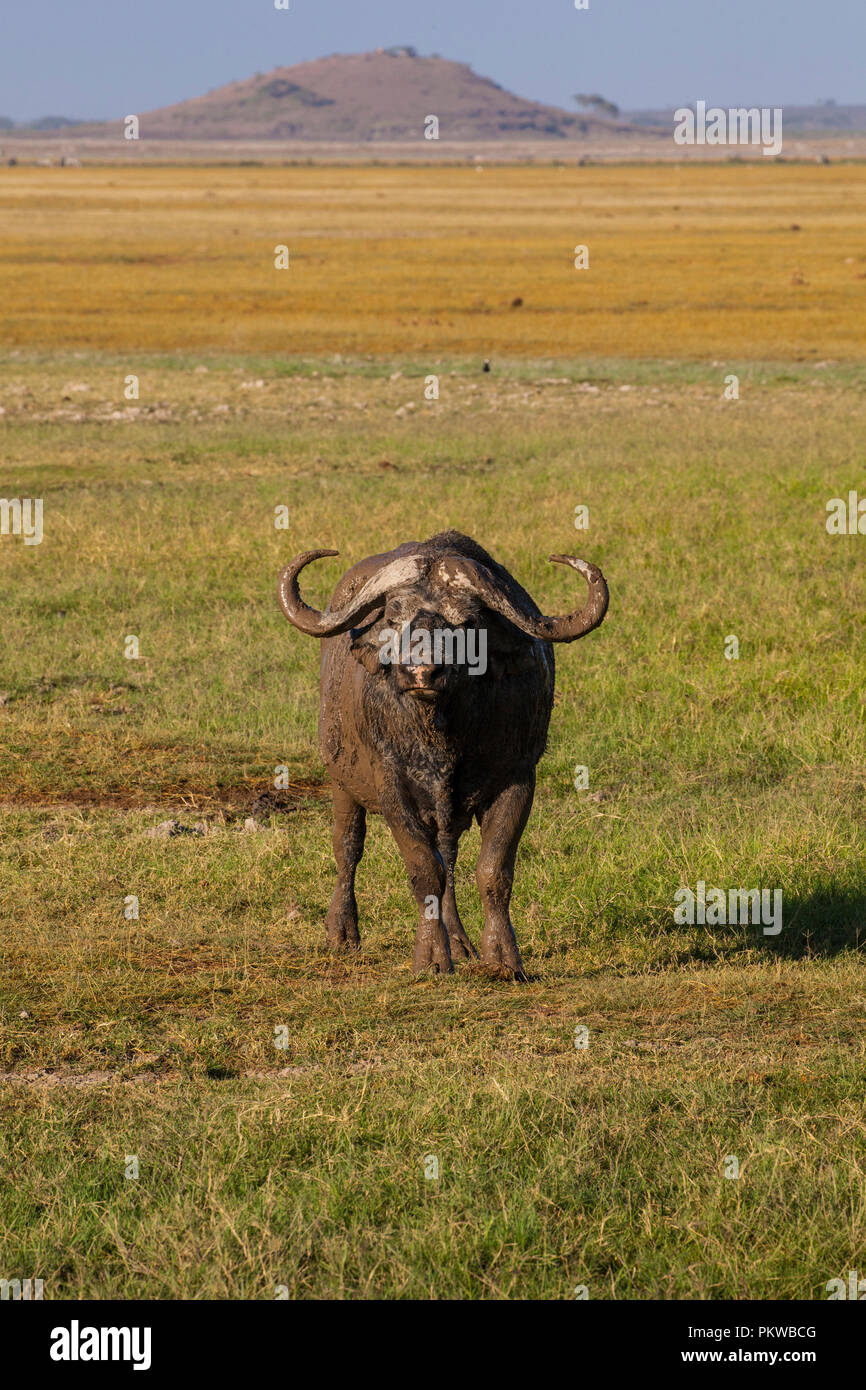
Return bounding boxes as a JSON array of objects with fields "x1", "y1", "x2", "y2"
[{"x1": 2, "y1": 0, "x2": 864, "y2": 122}]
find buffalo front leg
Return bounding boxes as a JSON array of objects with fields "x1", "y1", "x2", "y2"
[
  {"x1": 476, "y1": 776, "x2": 535, "y2": 980},
  {"x1": 380, "y1": 790, "x2": 452, "y2": 975},
  {"x1": 325, "y1": 786, "x2": 366, "y2": 952},
  {"x1": 405, "y1": 836, "x2": 452, "y2": 975},
  {"x1": 438, "y1": 833, "x2": 477, "y2": 961}
]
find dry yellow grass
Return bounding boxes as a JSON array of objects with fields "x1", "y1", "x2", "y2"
[{"x1": 2, "y1": 162, "x2": 865, "y2": 359}]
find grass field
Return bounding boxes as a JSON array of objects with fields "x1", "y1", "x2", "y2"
[
  {"x1": 1, "y1": 162, "x2": 866, "y2": 359},
  {"x1": 1, "y1": 161, "x2": 865, "y2": 1299}
]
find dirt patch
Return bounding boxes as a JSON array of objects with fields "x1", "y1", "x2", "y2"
[
  {"x1": 0, "y1": 1060, "x2": 385, "y2": 1089},
  {"x1": 0, "y1": 781, "x2": 328, "y2": 814},
  {"x1": 0, "y1": 1069, "x2": 171, "y2": 1089}
]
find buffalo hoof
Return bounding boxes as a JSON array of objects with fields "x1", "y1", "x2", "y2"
[
  {"x1": 412, "y1": 939, "x2": 454, "y2": 975},
  {"x1": 473, "y1": 961, "x2": 527, "y2": 983},
  {"x1": 326, "y1": 917, "x2": 361, "y2": 952},
  {"x1": 446, "y1": 924, "x2": 477, "y2": 962},
  {"x1": 412, "y1": 958, "x2": 454, "y2": 976},
  {"x1": 327, "y1": 938, "x2": 361, "y2": 955},
  {"x1": 479, "y1": 932, "x2": 526, "y2": 982}
]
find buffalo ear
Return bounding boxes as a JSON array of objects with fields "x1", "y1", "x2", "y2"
[
  {"x1": 351, "y1": 639, "x2": 384, "y2": 676},
  {"x1": 349, "y1": 618, "x2": 388, "y2": 676},
  {"x1": 482, "y1": 611, "x2": 533, "y2": 654},
  {"x1": 479, "y1": 613, "x2": 539, "y2": 676}
]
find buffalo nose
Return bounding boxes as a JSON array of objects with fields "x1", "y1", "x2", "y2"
[{"x1": 403, "y1": 663, "x2": 437, "y2": 683}]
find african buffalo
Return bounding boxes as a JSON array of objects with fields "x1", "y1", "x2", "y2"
[{"x1": 278, "y1": 530, "x2": 608, "y2": 978}]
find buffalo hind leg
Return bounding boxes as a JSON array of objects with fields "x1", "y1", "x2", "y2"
[
  {"x1": 438, "y1": 834, "x2": 476, "y2": 961},
  {"x1": 476, "y1": 777, "x2": 534, "y2": 980},
  {"x1": 325, "y1": 786, "x2": 366, "y2": 952}
]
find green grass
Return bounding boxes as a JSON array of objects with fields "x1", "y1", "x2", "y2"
[{"x1": 1, "y1": 351, "x2": 865, "y2": 1298}]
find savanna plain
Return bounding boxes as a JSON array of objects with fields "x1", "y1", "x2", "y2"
[{"x1": 1, "y1": 161, "x2": 865, "y2": 1299}]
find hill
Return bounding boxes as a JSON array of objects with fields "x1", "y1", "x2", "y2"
[{"x1": 66, "y1": 50, "x2": 629, "y2": 142}]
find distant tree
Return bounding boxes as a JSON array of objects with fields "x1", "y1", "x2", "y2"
[
  {"x1": 0, "y1": 117, "x2": 15, "y2": 130},
  {"x1": 26, "y1": 115, "x2": 86, "y2": 130},
  {"x1": 573, "y1": 93, "x2": 620, "y2": 120}
]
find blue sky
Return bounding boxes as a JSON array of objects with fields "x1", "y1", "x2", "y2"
[{"x1": 1, "y1": 0, "x2": 864, "y2": 122}]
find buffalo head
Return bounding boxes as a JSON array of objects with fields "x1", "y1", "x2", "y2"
[{"x1": 277, "y1": 545, "x2": 609, "y2": 704}]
